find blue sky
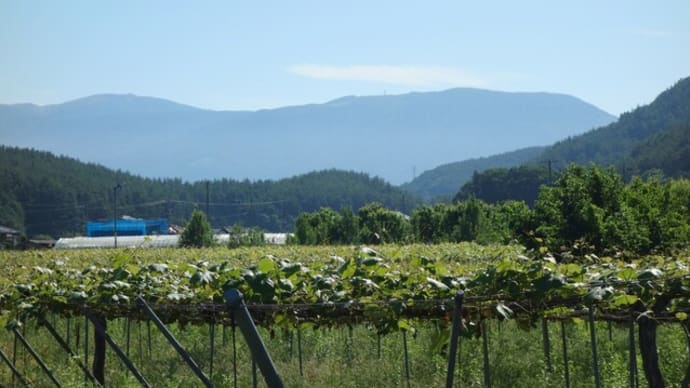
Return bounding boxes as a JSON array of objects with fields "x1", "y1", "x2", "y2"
[{"x1": 1, "y1": 1, "x2": 688, "y2": 115}]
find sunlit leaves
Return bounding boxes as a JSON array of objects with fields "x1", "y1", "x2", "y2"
[
  {"x1": 190, "y1": 270, "x2": 214, "y2": 286},
  {"x1": 585, "y1": 286, "x2": 614, "y2": 303},
  {"x1": 1, "y1": 244, "x2": 690, "y2": 333},
  {"x1": 612, "y1": 294, "x2": 638, "y2": 307}
]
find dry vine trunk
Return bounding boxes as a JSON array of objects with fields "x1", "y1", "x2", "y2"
[
  {"x1": 93, "y1": 316, "x2": 107, "y2": 386},
  {"x1": 638, "y1": 314, "x2": 664, "y2": 388},
  {"x1": 636, "y1": 294, "x2": 678, "y2": 388}
]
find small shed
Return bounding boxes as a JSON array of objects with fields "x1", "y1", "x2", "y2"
[{"x1": 0, "y1": 225, "x2": 22, "y2": 248}]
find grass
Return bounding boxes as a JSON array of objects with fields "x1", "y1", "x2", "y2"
[{"x1": 1, "y1": 314, "x2": 688, "y2": 387}]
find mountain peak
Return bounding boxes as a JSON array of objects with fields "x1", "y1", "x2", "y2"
[{"x1": 53, "y1": 93, "x2": 205, "y2": 113}]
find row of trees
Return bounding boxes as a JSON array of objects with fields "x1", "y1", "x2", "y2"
[
  {"x1": 293, "y1": 166, "x2": 690, "y2": 254},
  {"x1": 292, "y1": 199, "x2": 527, "y2": 246},
  {"x1": 532, "y1": 165, "x2": 690, "y2": 253},
  {"x1": 293, "y1": 204, "x2": 407, "y2": 245}
]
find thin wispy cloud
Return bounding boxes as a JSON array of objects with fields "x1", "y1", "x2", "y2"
[{"x1": 288, "y1": 64, "x2": 486, "y2": 87}]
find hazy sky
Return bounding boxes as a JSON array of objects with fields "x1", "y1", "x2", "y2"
[{"x1": 1, "y1": 1, "x2": 688, "y2": 115}]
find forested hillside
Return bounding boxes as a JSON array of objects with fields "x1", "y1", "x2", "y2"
[
  {"x1": 627, "y1": 120, "x2": 690, "y2": 178},
  {"x1": 536, "y1": 76, "x2": 690, "y2": 169},
  {"x1": 400, "y1": 146, "x2": 545, "y2": 200},
  {"x1": 453, "y1": 165, "x2": 551, "y2": 206},
  {"x1": 0, "y1": 146, "x2": 418, "y2": 238},
  {"x1": 451, "y1": 77, "x2": 690, "y2": 205},
  {"x1": 405, "y1": 77, "x2": 690, "y2": 201}
]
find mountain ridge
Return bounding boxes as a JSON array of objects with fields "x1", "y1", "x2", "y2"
[
  {"x1": 401, "y1": 77, "x2": 690, "y2": 201},
  {"x1": 403, "y1": 76, "x2": 690, "y2": 200},
  {"x1": 0, "y1": 87, "x2": 616, "y2": 184},
  {"x1": 400, "y1": 146, "x2": 546, "y2": 200}
]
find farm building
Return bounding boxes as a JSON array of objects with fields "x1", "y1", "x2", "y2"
[
  {"x1": 86, "y1": 218, "x2": 168, "y2": 237},
  {"x1": 0, "y1": 225, "x2": 22, "y2": 249}
]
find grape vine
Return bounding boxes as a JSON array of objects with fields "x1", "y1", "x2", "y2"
[{"x1": 1, "y1": 244, "x2": 689, "y2": 334}]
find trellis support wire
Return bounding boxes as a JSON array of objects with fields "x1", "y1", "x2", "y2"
[
  {"x1": 135, "y1": 296, "x2": 213, "y2": 387},
  {"x1": 0, "y1": 346, "x2": 30, "y2": 386},
  {"x1": 38, "y1": 316, "x2": 101, "y2": 386},
  {"x1": 11, "y1": 327, "x2": 61, "y2": 387},
  {"x1": 85, "y1": 311, "x2": 151, "y2": 388}
]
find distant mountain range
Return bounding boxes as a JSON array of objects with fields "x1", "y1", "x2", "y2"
[
  {"x1": 0, "y1": 88, "x2": 615, "y2": 185},
  {"x1": 403, "y1": 76, "x2": 690, "y2": 200}
]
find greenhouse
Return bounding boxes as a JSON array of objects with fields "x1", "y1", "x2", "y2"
[
  {"x1": 55, "y1": 235, "x2": 181, "y2": 249},
  {"x1": 86, "y1": 218, "x2": 168, "y2": 237},
  {"x1": 55, "y1": 234, "x2": 239, "y2": 249}
]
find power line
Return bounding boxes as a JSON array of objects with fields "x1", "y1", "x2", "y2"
[{"x1": 20, "y1": 198, "x2": 287, "y2": 214}]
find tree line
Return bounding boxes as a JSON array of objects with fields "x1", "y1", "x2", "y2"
[
  {"x1": 293, "y1": 165, "x2": 690, "y2": 255},
  {"x1": 0, "y1": 146, "x2": 418, "y2": 238}
]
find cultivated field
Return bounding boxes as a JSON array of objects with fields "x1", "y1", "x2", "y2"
[{"x1": 1, "y1": 244, "x2": 689, "y2": 387}]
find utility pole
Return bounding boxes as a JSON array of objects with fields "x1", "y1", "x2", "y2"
[
  {"x1": 541, "y1": 159, "x2": 559, "y2": 183},
  {"x1": 113, "y1": 184, "x2": 122, "y2": 248},
  {"x1": 205, "y1": 181, "x2": 210, "y2": 225}
]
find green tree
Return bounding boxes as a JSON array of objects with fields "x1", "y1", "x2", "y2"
[
  {"x1": 293, "y1": 213, "x2": 317, "y2": 245},
  {"x1": 179, "y1": 209, "x2": 214, "y2": 248},
  {"x1": 357, "y1": 203, "x2": 411, "y2": 244},
  {"x1": 335, "y1": 206, "x2": 359, "y2": 244},
  {"x1": 609, "y1": 175, "x2": 690, "y2": 253},
  {"x1": 411, "y1": 205, "x2": 441, "y2": 243},
  {"x1": 533, "y1": 165, "x2": 625, "y2": 251},
  {"x1": 454, "y1": 165, "x2": 550, "y2": 206},
  {"x1": 227, "y1": 224, "x2": 265, "y2": 248},
  {"x1": 292, "y1": 207, "x2": 360, "y2": 245}
]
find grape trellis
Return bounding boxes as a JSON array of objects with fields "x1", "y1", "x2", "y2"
[{"x1": 1, "y1": 244, "x2": 690, "y2": 386}]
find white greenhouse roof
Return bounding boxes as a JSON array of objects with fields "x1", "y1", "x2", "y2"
[
  {"x1": 55, "y1": 233, "x2": 290, "y2": 249},
  {"x1": 55, "y1": 235, "x2": 182, "y2": 249}
]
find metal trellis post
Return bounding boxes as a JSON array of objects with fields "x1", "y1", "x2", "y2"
[
  {"x1": 561, "y1": 321, "x2": 571, "y2": 388},
  {"x1": 224, "y1": 288, "x2": 284, "y2": 388},
  {"x1": 588, "y1": 307, "x2": 602, "y2": 388},
  {"x1": 543, "y1": 318, "x2": 552, "y2": 373},
  {"x1": 445, "y1": 290, "x2": 465, "y2": 388},
  {"x1": 482, "y1": 319, "x2": 492, "y2": 388}
]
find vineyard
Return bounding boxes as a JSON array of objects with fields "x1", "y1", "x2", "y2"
[{"x1": 1, "y1": 244, "x2": 690, "y2": 386}]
